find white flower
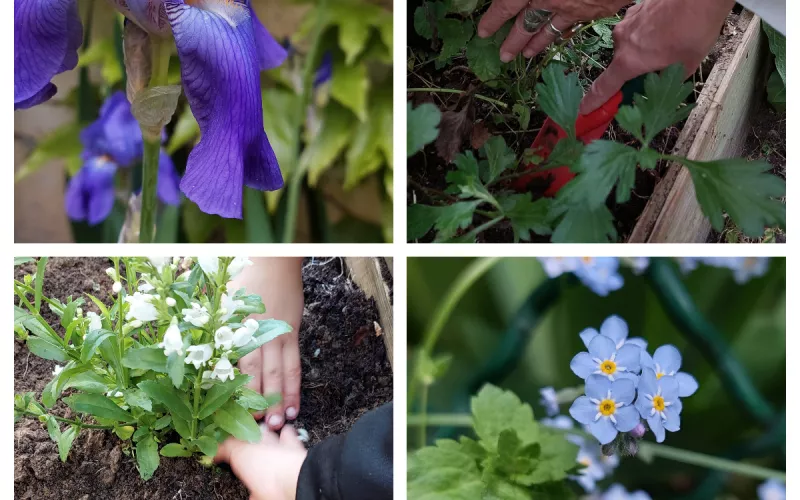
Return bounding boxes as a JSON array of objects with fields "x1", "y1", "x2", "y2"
[
  {"x1": 138, "y1": 283, "x2": 155, "y2": 292},
  {"x1": 177, "y1": 270, "x2": 192, "y2": 282},
  {"x1": 198, "y1": 257, "x2": 220, "y2": 276},
  {"x1": 52, "y1": 365, "x2": 64, "y2": 376},
  {"x1": 214, "y1": 326, "x2": 235, "y2": 351},
  {"x1": 105, "y1": 267, "x2": 117, "y2": 279},
  {"x1": 76, "y1": 307, "x2": 83, "y2": 317},
  {"x1": 86, "y1": 311, "x2": 103, "y2": 332},
  {"x1": 129, "y1": 320, "x2": 143, "y2": 329},
  {"x1": 182, "y1": 303, "x2": 210, "y2": 327},
  {"x1": 124, "y1": 292, "x2": 159, "y2": 322},
  {"x1": 201, "y1": 370, "x2": 215, "y2": 389},
  {"x1": 228, "y1": 257, "x2": 253, "y2": 279},
  {"x1": 172, "y1": 257, "x2": 181, "y2": 266},
  {"x1": 181, "y1": 257, "x2": 194, "y2": 270},
  {"x1": 159, "y1": 321, "x2": 184, "y2": 356},
  {"x1": 297, "y1": 428, "x2": 309, "y2": 443},
  {"x1": 148, "y1": 257, "x2": 171, "y2": 272},
  {"x1": 219, "y1": 293, "x2": 244, "y2": 322},
  {"x1": 112, "y1": 281, "x2": 122, "y2": 294},
  {"x1": 166, "y1": 297, "x2": 177, "y2": 307},
  {"x1": 232, "y1": 318, "x2": 259, "y2": 347},
  {"x1": 185, "y1": 344, "x2": 213, "y2": 369},
  {"x1": 211, "y1": 356, "x2": 234, "y2": 381}
]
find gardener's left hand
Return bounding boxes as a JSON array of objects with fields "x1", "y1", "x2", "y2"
[
  {"x1": 216, "y1": 424, "x2": 307, "y2": 500},
  {"x1": 477, "y1": 0, "x2": 629, "y2": 62}
]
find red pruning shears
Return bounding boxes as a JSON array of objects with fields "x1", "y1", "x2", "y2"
[{"x1": 513, "y1": 76, "x2": 646, "y2": 196}]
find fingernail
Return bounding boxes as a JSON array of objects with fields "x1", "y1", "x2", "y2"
[
  {"x1": 268, "y1": 414, "x2": 283, "y2": 427},
  {"x1": 478, "y1": 28, "x2": 488, "y2": 38},
  {"x1": 523, "y1": 50, "x2": 532, "y2": 58},
  {"x1": 286, "y1": 407, "x2": 297, "y2": 419},
  {"x1": 500, "y1": 52, "x2": 513, "y2": 63},
  {"x1": 259, "y1": 422, "x2": 269, "y2": 433}
]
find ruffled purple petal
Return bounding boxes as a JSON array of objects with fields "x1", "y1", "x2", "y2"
[
  {"x1": 314, "y1": 52, "x2": 333, "y2": 87},
  {"x1": 158, "y1": 150, "x2": 181, "y2": 205},
  {"x1": 14, "y1": 0, "x2": 83, "y2": 109},
  {"x1": 165, "y1": 0, "x2": 283, "y2": 218},
  {"x1": 241, "y1": 0, "x2": 288, "y2": 70},
  {"x1": 110, "y1": 0, "x2": 171, "y2": 35},
  {"x1": 81, "y1": 91, "x2": 143, "y2": 166},
  {"x1": 64, "y1": 157, "x2": 118, "y2": 225}
]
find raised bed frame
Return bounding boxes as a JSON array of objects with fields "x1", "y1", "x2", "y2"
[{"x1": 628, "y1": 10, "x2": 771, "y2": 243}]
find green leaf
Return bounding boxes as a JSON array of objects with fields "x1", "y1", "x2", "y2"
[
  {"x1": 302, "y1": 101, "x2": 358, "y2": 186},
  {"x1": 65, "y1": 393, "x2": 133, "y2": 422},
  {"x1": 471, "y1": 385, "x2": 539, "y2": 452},
  {"x1": 451, "y1": 0, "x2": 479, "y2": 13},
  {"x1": 199, "y1": 374, "x2": 252, "y2": 420},
  {"x1": 122, "y1": 346, "x2": 168, "y2": 372},
  {"x1": 634, "y1": 64, "x2": 694, "y2": 144},
  {"x1": 512, "y1": 103, "x2": 531, "y2": 130},
  {"x1": 64, "y1": 371, "x2": 108, "y2": 394},
  {"x1": 193, "y1": 436, "x2": 218, "y2": 457},
  {"x1": 344, "y1": 86, "x2": 392, "y2": 189},
  {"x1": 237, "y1": 388, "x2": 278, "y2": 411},
  {"x1": 481, "y1": 136, "x2": 516, "y2": 184},
  {"x1": 407, "y1": 201, "x2": 480, "y2": 242},
  {"x1": 438, "y1": 19, "x2": 474, "y2": 64},
  {"x1": 78, "y1": 39, "x2": 123, "y2": 86},
  {"x1": 536, "y1": 64, "x2": 582, "y2": 137},
  {"x1": 550, "y1": 203, "x2": 618, "y2": 243},
  {"x1": 408, "y1": 439, "x2": 484, "y2": 498},
  {"x1": 16, "y1": 123, "x2": 82, "y2": 181},
  {"x1": 136, "y1": 435, "x2": 160, "y2": 481},
  {"x1": 212, "y1": 401, "x2": 261, "y2": 443},
  {"x1": 763, "y1": 23, "x2": 785, "y2": 83},
  {"x1": 34, "y1": 257, "x2": 47, "y2": 313},
  {"x1": 138, "y1": 379, "x2": 193, "y2": 421},
  {"x1": 408, "y1": 102, "x2": 441, "y2": 157},
  {"x1": 14, "y1": 257, "x2": 34, "y2": 266},
  {"x1": 498, "y1": 194, "x2": 552, "y2": 241},
  {"x1": 167, "y1": 351, "x2": 186, "y2": 389},
  {"x1": 414, "y1": 1, "x2": 448, "y2": 40},
  {"x1": 58, "y1": 426, "x2": 79, "y2": 462},
  {"x1": 160, "y1": 443, "x2": 193, "y2": 458},
  {"x1": 166, "y1": 105, "x2": 199, "y2": 154},
  {"x1": 683, "y1": 158, "x2": 785, "y2": 237},
  {"x1": 231, "y1": 320, "x2": 293, "y2": 359},
  {"x1": 85, "y1": 293, "x2": 110, "y2": 318},
  {"x1": 80, "y1": 329, "x2": 115, "y2": 364},
  {"x1": 524, "y1": 430, "x2": 579, "y2": 484},
  {"x1": 262, "y1": 88, "x2": 302, "y2": 181},
  {"x1": 542, "y1": 137, "x2": 584, "y2": 170},
  {"x1": 124, "y1": 389, "x2": 153, "y2": 412},
  {"x1": 114, "y1": 425, "x2": 135, "y2": 440},
  {"x1": 561, "y1": 140, "x2": 640, "y2": 207},
  {"x1": 466, "y1": 35, "x2": 502, "y2": 82},
  {"x1": 27, "y1": 337, "x2": 69, "y2": 362},
  {"x1": 154, "y1": 415, "x2": 172, "y2": 430},
  {"x1": 331, "y1": 58, "x2": 370, "y2": 121},
  {"x1": 46, "y1": 415, "x2": 61, "y2": 443},
  {"x1": 446, "y1": 152, "x2": 498, "y2": 208},
  {"x1": 766, "y1": 70, "x2": 786, "y2": 111},
  {"x1": 60, "y1": 301, "x2": 79, "y2": 329},
  {"x1": 615, "y1": 105, "x2": 645, "y2": 143}
]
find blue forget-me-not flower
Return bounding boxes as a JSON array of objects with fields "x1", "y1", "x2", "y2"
[
  {"x1": 571, "y1": 317, "x2": 643, "y2": 384},
  {"x1": 634, "y1": 368, "x2": 682, "y2": 443},
  {"x1": 602, "y1": 483, "x2": 652, "y2": 500},
  {"x1": 570, "y1": 375, "x2": 640, "y2": 445},
  {"x1": 640, "y1": 345, "x2": 699, "y2": 398},
  {"x1": 757, "y1": 479, "x2": 786, "y2": 500}
]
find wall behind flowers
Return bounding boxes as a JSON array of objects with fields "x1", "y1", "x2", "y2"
[{"x1": 14, "y1": 0, "x2": 392, "y2": 243}]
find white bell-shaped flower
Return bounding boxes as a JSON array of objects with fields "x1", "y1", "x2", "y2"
[
  {"x1": 228, "y1": 257, "x2": 253, "y2": 279},
  {"x1": 232, "y1": 318, "x2": 259, "y2": 347},
  {"x1": 166, "y1": 297, "x2": 177, "y2": 307},
  {"x1": 159, "y1": 321, "x2": 184, "y2": 357},
  {"x1": 201, "y1": 370, "x2": 215, "y2": 389},
  {"x1": 86, "y1": 311, "x2": 103, "y2": 332},
  {"x1": 182, "y1": 303, "x2": 210, "y2": 327},
  {"x1": 185, "y1": 344, "x2": 213, "y2": 369},
  {"x1": 112, "y1": 282, "x2": 122, "y2": 294},
  {"x1": 214, "y1": 326, "x2": 235, "y2": 351},
  {"x1": 124, "y1": 292, "x2": 159, "y2": 322},
  {"x1": 52, "y1": 365, "x2": 64, "y2": 376},
  {"x1": 138, "y1": 283, "x2": 155, "y2": 292},
  {"x1": 211, "y1": 356, "x2": 235, "y2": 381},
  {"x1": 219, "y1": 293, "x2": 245, "y2": 323},
  {"x1": 148, "y1": 257, "x2": 170, "y2": 272},
  {"x1": 198, "y1": 257, "x2": 220, "y2": 277}
]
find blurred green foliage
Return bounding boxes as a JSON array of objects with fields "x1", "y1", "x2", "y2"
[{"x1": 408, "y1": 257, "x2": 785, "y2": 497}]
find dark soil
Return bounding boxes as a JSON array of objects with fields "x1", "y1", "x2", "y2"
[
  {"x1": 14, "y1": 257, "x2": 392, "y2": 499},
  {"x1": 407, "y1": 7, "x2": 745, "y2": 243}
]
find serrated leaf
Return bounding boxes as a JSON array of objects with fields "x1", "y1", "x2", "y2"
[
  {"x1": 466, "y1": 35, "x2": 502, "y2": 82},
  {"x1": 122, "y1": 346, "x2": 168, "y2": 372},
  {"x1": 471, "y1": 385, "x2": 539, "y2": 452},
  {"x1": 414, "y1": 1, "x2": 448, "y2": 40},
  {"x1": 198, "y1": 374, "x2": 252, "y2": 419},
  {"x1": 550, "y1": 203, "x2": 618, "y2": 243},
  {"x1": 438, "y1": 19, "x2": 474, "y2": 63},
  {"x1": 331, "y1": 58, "x2": 369, "y2": 121},
  {"x1": 160, "y1": 443, "x2": 192, "y2": 458},
  {"x1": 536, "y1": 64, "x2": 582, "y2": 137},
  {"x1": 635, "y1": 64, "x2": 694, "y2": 144},
  {"x1": 408, "y1": 439, "x2": 484, "y2": 498},
  {"x1": 58, "y1": 426, "x2": 79, "y2": 462},
  {"x1": 560, "y1": 140, "x2": 640, "y2": 207},
  {"x1": 136, "y1": 435, "x2": 159, "y2": 480},
  {"x1": 498, "y1": 194, "x2": 551, "y2": 241},
  {"x1": 138, "y1": 379, "x2": 193, "y2": 421},
  {"x1": 407, "y1": 201, "x2": 480, "y2": 242},
  {"x1": 212, "y1": 400, "x2": 261, "y2": 443},
  {"x1": 683, "y1": 158, "x2": 785, "y2": 237},
  {"x1": 446, "y1": 151, "x2": 498, "y2": 207},
  {"x1": 542, "y1": 136, "x2": 584, "y2": 170},
  {"x1": 66, "y1": 393, "x2": 133, "y2": 422},
  {"x1": 408, "y1": 102, "x2": 441, "y2": 156},
  {"x1": 481, "y1": 136, "x2": 516, "y2": 184},
  {"x1": 521, "y1": 430, "x2": 579, "y2": 484},
  {"x1": 763, "y1": 23, "x2": 785, "y2": 83},
  {"x1": 80, "y1": 329, "x2": 115, "y2": 364},
  {"x1": 512, "y1": 103, "x2": 531, "y2": 130}
]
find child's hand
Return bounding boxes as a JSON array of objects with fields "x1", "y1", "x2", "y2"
[{"x1": 215, "y1": 424, "x2": 308, "y2": 500}]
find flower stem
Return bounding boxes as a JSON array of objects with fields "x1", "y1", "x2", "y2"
[
  {"x1": 407, "y1": 88, "x2": 509, "y2": 109},
  {"x1": 138, "y1": 38, "x2": 172, "y2": 244},
  {"x1": 23, "y1": 411, "x2": 117, "y2": 430},
  {"x1": 191, "y1": 369, "x2": 203, "y2": 439}
]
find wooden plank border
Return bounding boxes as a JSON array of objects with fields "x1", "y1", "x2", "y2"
[{"x1": 345, "y1": 257, "x2": 394, "y2": 370}]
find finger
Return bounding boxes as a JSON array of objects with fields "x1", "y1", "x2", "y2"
[
  {"x1": 579, "y1": 55, "x2": 638, "y2": 115},
  {"x1": 478, "y1": 0, "x2": 530, "y2": 39},
  {"x1": 259, "y1": 422, "x2": 280, "y2": 445},
  {"x1": 281, "y1": 333, "x2": 302, "y2": 421},
  {"x1": 522, "y1": 15, "x2": 573, "y2": 59},
  {"x1": 262, "y1": 340, "x2": 286, "y2": 430},
  {"x1": 238, "y1": 350, "x2": 264, "y2": 419},
  {"x1": 279, "y1": 425, "x2": 305, "y2": 449},
  {"x1": 499, "y1": 9, "x2": 537, "y2": 63}
]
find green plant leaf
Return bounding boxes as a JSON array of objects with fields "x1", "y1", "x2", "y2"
[
  {"x1": 237, "y1": 387, "x2": 275, "y2": 411},
  {"x1": 193, "y1": 436, "x2": 218, "y2": 457},
  {"x1": 446, "y1": 151, "x2": 499, "y2": 208},
  {"x1": 497, "y1": 194, "x2": 552, "y2": 241},
  {"x1": 414, "y1": 1, "x2": 448, "y2": 40},
  {"x1": 154, "y1": 415, "x2": 172, "y2": 430},
  {"x1": 34, "y1": 257, "x2": 47, "y2": 313},
  {"x1": 472, "y1": 385, "x2": 539, "y2": 452},
  {"x1": 550, "y1": 203, "x2": 618, "y2": 243},
  {"x1": 344, "y1": 85, "x2": 392, "y2": 189},
  {"x1": 683, "y1": 158, "x2": 786, "y2": 237},
  {"x1": 536, "y1": 64, "x2": 582, "y2": 137},
  {"x1": 125, "y1": 388, "x2": 153, "y2": 412},
  {"x1": 763, "y1": 23, "x2": 785, "y2": 83},
  {"x1": 438, "y1": 19, "x2": 474, "y2": 64},
  {"x1": 198, "y1": 374, "x2": 252, "y2": 420},
  {"x1": 466, "y1": 35, "x2": 502, "y2": 82},
  {"x1": 231, "y1": 320, "x2": 293, "y2": 360},
  {"x1": 80, "y1": 329, "x2": 115, "y2": 364},
  {"x1": 331, "y1": 57, "x2": 370, "y2": 121},
  {"x1": 451, "y1": 0, "x2": 479, "y2": 13},
  {"x1": 136, "y1": 435, "x2": 160, "y2": 481},
  {"x1": 27, "y1": 337, "x2": 69, "y2": 362},
  {"x1": 65, "y1": 393, "x2": 133, "y2": 422},
  {"x1": 64, "y1": 371, "x2": 108, "y2": 394},
  {"x1": 408, "y1": 439, "x2": 484, "y2": 498},
  {"x1": 262, "y1": 88, "x2": 302, "y2": 181},
  {"x1": 408, "y1": 102, "x2": 441, "y2": 157},
  {"x1": 58, "y1": 426, "x2": 79, "y2": 462},
  {"x1": 160, "y1": 443, "x2": 193, "y2": 458},
  {"x1": 302, "y1": 101, "x2": 358, "y2": 186},
  {"x1": 481, "y1": 136, "x2": 517, "y2": 184},
  {"x1": 212, "y1": 400, "x2": 261, "y2": 443},
  {"x1": 512, "y1": 103, "x2": 531, "y2": 130},
  {"x1": 60, "y1": 301, "x2": 79, "y2": 329},
  {"x1": 46, "y1": 415, "x2": 61, "y2": 443},
  {"x1": 634, "y1": 64, "x2": 694, "y2": 144},
  {"x1": 560, "y1": 140, "x2": 640, "y2": 207},
  {"x1": 122, "y1": 346, "x2": 169, "y2": 372},
  {"x1": 167, "y1": 351, "x2": 186, "y2": 389},
  {"x1": 766, "y1": 70, "x2": 786, "y2": 111},
  {"x1": 16, "y1": 123, "x2": 82, "y2": 182},
  {"x1": 138, "y1": 379, "x2": 193, "y2": 422},
  {"x1": 78, "y1": 38, "x2": 123, "y2": 86},
  {"x1": 407, "y1": 201, "x2": 480, "y2": 242}
]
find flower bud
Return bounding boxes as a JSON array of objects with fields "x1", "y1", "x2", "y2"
[
  {"x1": 629, "y1": 422, "x2": 646, "y2": 439},
  {"x1": 166, "y1": 297, "x2": 177, "y2": 307},
  {"x1": 76, "y1": 307, "x2": 83, "y2": 317},
  {"x1": 112, "y1": 282, "x2": 122, "y2": 294},
  {"x1": 105, "y1": 267, "x2": 117, "y2": 278}
]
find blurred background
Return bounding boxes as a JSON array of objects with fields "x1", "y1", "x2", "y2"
[
  {"x1": 407, "y1": 257, "x2": 785, "y2": 498},
  {"x1": 14, "y1": 0, "x2": 392, "y2": 243}
]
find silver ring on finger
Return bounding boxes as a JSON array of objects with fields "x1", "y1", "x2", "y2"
[
  {"x1": 522, "y1": 8, "x2": 553, "y2": 34},
  {"x1": 545, "y1": 21, "x2": 563, "y2": 38},
  {"x1": 558, "y1": 22, "x2": 586, "y2": 42}
]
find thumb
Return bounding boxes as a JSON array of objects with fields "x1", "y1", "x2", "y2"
[{"x1": 580, "y1": 57, "x2": 637, "y2": 115}]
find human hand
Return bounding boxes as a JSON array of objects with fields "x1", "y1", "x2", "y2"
[
  {"x1": 477, "y1": 0, "x2": 629, "y2": 62},
  {"x1": 580, "y1": 0, "x2": 736, "y2": 114},
  {"x1": 215, "y1": 424, "x2": 308, "y2": 500}
]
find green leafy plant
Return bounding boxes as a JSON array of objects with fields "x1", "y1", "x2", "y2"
[
  {"x1": 14, "y1": 257, "x2": 291, "y2": 480},
  {"x1": 762, "y1": 23, "x2": 785, "y2": 111},
  {"x1": 408, "y1": 385, "x2": 579, "y2": 498}
]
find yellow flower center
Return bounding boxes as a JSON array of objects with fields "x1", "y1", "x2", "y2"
[
  {"x1": 652, "y1": 395, "x2": 666, "y2": 412},
  {"x1": 598, "y1": 399, "x2": 616, "y2": 416},
  {"x1": 582, "y1": 257, "x2": 593, "y2": 264},
  {"x1": 600, "y1": 360, "x2": 617, "y2": 375},
  {"x1": 656, "y1": 372, "x2": 664, "y2": 380},
  {"x1": 579, "y1": 457, "x2": 591, "y2": 466}
]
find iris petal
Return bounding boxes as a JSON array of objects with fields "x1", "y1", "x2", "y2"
[
  {"x1": 81, "y1": 91, "x2": 143, "y2": 166},
  {"x1": 14, "y1": 0, "x2": 83, "y2": 109},
  {"x1": 64, "y1": 158, "x2": 118, "y2": 226},
  {"x1": 243, "y1": 1, "x2": 288, "y2": 70},
  {"x1": 165, "y1": 0, "x2": 283, "y2": 218},
  {"x1": 158, "y1": 150, "x2": 181, "y2": 205}
]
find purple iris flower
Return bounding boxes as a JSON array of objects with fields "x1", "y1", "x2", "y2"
[
  {"x1": 314, "y1": 52, "x2": 334, "y2": 87},
  {"x1": 16, "y1": 0, "x2": 289, "y2": 219},
  {"x1": 65, "y1": 91, "x2": 180, "y2": 225}
]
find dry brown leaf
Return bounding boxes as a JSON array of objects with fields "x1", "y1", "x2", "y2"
[
  {"x1": 373, "y1": 321, "x2": 384, "y2": 337},
  {"x1": 471, "y1": 122, "x2": 492, "y2": 150},
  {"x1": 435, "y1": 100, "x2": 475, "y2": 163}
]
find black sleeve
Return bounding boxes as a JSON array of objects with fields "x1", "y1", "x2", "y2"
[{"x1": 296, "y1": 402, "x2": 393, "y2": 500}]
